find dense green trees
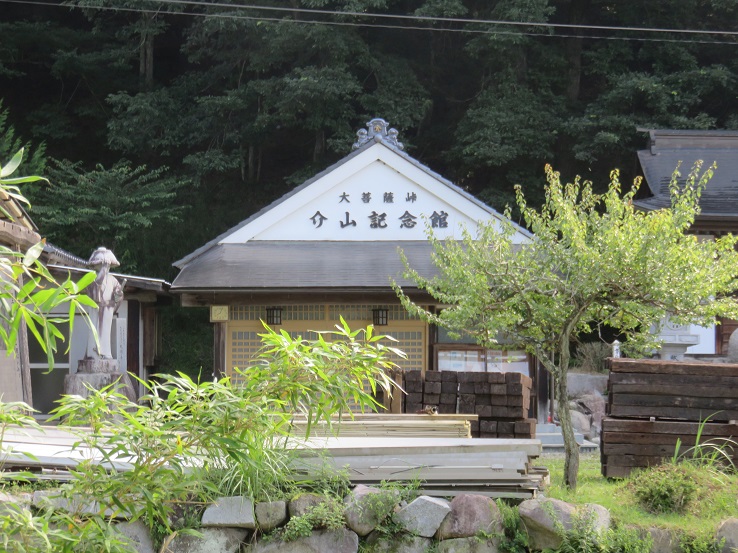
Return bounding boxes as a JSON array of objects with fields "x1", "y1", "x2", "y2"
[{"x1": 2, "y1": 1, "x2": 737, "y2": 375}]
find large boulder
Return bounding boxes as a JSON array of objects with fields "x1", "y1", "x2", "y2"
[
  {"x1": 436, "y1": 537, "x2": 501, "y2": 553},
  {"x1": 518, "y1": 498, "x2": 609, "y2": 551},
  {"x1": 255, "y1": 500, "x2": 288, "y2": 532},
  {"x1": 289, "y1": 493, "x2": 329, "y2": 518},
  {"x1": 343, "y1": 485, "x2": 397, "y2": 537},
  {"x1": 164, "y1": 528, "x2": 247, "y2": 553},
  {"x1": 115, "y1": 520, "x2": 156, "y2": 553},
  {"x1": 365, "y1": 533, "x2": 432, "y2": 553},
  {"x1": 646, "y1": 527, "x2": 682, "y2": 553},
  {"x1": 201, "y1": 496, "x2": 256, "y2": 529},
  {"x1": 436, "y1": 494, "x2": 503, "y2": 540},
  {"x1": 717, "y1": 518, "x2": 738, "y2": 553},
  {"x1": 395, "y1": 496, "x2": 451, "y2": 538},
  {"x1": 245, "y1": 528, "x2": 358, "y2": 553}
]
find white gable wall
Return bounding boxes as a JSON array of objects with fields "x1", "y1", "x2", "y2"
[{"x1": 221, "y1": 142, "x2": 529, "y2": 244}]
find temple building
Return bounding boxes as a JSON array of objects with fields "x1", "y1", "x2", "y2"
[
  {"x1": 634, "y1": 129, "x2": 738, "y2": 356},
  {"x1": 171, "y1": 119, "x2": 545, "y2": 416}
]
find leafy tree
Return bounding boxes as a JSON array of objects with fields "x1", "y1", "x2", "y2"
[
  {"x1": 0, "y1": 149, "x2": 95, "y2": 365},
  {"x1": 395, "y1": 162, "x2": 738, "y2": 489},
  {"x1": 25, "y1": 159, "x2": 186, "y2": 273}
]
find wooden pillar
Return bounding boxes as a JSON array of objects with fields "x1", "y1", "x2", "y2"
[{"x1": 213, "y1": 322, "x2": 227, "y2": 379}]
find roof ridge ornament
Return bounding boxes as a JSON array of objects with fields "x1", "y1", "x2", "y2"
[{"x1": 352, "y1": 118, "x2": 404, "y2": 151}]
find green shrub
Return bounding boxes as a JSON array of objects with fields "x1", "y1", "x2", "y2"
[
  {"x1": 573, "y1": 342, "x2": 611, "y2": 373},
  {"x1": 277, "y1": 495, "x2": 345, "y2": 542},
  {"x1": 631, "y1": 464, "x2": 697, "y2": 514},
  {"x1": 496, "y1": 499, "x2": 529, "y2": 553}
]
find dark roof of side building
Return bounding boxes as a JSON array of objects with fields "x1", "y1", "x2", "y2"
[{"x1": 633, "y1": 129, "x2": 738, "y2": 218}]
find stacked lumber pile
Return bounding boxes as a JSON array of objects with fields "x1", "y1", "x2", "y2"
[
  {"x1": 403, "y1": 370, "x2": 536, "y2": 439},
  {"x1": 601, "y1": 358, "x2": 738, "y2": 477},
  {"x1": 290, "y1": 414, "x2": 474, "y2": 439},
  {"x1": 293, "y1": 436, "x2": 546, "y2": 499}
]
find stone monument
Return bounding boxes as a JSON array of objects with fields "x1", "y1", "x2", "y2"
[{"x1": 64, "y1": 247, "x2": 137, "y2": 402}]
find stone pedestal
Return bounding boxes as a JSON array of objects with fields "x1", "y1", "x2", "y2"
[{"x1": 64, "y1": 358, "x2": 137, "y2": 403}]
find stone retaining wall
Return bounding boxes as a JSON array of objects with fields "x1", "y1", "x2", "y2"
[{"x1": 6, "y1": 486, "x2": 736, "y2": 553}]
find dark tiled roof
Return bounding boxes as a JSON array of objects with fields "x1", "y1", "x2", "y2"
[
  {"x1": 170, "y1": 241, "x2": 439, "y2": 291},
  {"x1": 633, "y1": 129, "x2": 738, "y2": 217}
]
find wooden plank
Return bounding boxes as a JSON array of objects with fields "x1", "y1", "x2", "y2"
[
  {"x1": 602, "y1": 465, "x2": 635, "y2": 478},
  {"x1": 610, "y1": 393, "x2": 738, "y2": 411},
  {"x1": 602, "y1": 443, "x2": 684, "y2": 456},
  {"x1": 601, "y1": 418, "x2": 738, "y2": 436},
  {"x1": 611, "y1": 383, "x2": 738, "y2": 399},
  {"x1": 609, "y1": 358, "x2": 738, "y2": 376},
  {"x1": 602, "y1": 432, "x2": 700, "y2": 446},
  {"x1": 295, "y1": 437, "x2": 543, "y2": 458},
  {"x1": 601, "y1": 454, "x2": 664, "y2": 467},
  {"x1": 610, "y1": 372, "x2": 738, "y2": 388},
  {"x1": 608, "y1": 405, "x2": 738, "y2": 421}
]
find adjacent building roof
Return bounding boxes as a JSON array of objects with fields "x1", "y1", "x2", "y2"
[{"x1": 633, "y1": 129, "x2": 738, "y2": 220}]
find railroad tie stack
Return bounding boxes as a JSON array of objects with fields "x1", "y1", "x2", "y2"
[
  {"x1": 601, "y1": 358, "x2": 738, "y2": 478},
  {"x1": 403, "y1": 370, "x2": 536, "y2": 439}
]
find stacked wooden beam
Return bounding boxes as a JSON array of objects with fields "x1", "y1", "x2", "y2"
[
  {"x1": 607, "y1": 358, "x2": 738, "y2": 421},
  {"x1": 601, "y1": 418, "x2": 738, "y2": 478},
  {"x1": 290, "y1": 414, "x2": 474, "y2": 438},
  {"x1": 601, "y1": 358, "x2": 738, "y2": 477},
  {"x1": 293, "y1": 436, "x2": 546, "y2": 499},
  {"x1": 403, "y1": 370, "x2": 536, "y2": 439}
]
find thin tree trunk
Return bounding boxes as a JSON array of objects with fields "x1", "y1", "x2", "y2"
[
  {"x1": 557, "y1": 368, "x2": 579, "y2": 489},
  {"x1": 565, "y1": 0, "x2": 590, "y2": 102}
]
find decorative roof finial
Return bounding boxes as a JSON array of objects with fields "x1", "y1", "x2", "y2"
[{"x1": 352, "y1": 118, "x2": 404, "y2": 150}]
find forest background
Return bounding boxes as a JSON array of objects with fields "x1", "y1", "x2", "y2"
[{"x1": 2, "y1": 0, "x2": 738, "y2": 377}]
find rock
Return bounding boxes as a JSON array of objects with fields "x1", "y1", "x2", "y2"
[
  {"x1": 289, "y1": 493, "x2": 329, "y2": 518},
  {"x1": 201, "y1": 496, "x2": 256, "y2": 529},
  {"x1": 255, "y1": 500, "x2": 288, "y2": 531},
  {"x1": 0, "y1": 491, "x2": 32, "y2": 516},
  {"x1": 245, "y1": 528, "x2": 358, "y2": 553},
  {"x1": 395, "y1": 496, "x2": 451, "y2": 538},
  {"x1": 577, "y1": 393, "x2": 607, "y2": 438},
  {"x1": 32, "y1": 489, "x2": 108, "y2": 517},
  {"x1": 436, "y1": 494, "x2": 503, "y2": 540},
  {"x1": 115, "y1": 520, "x2": 156, "y2": 553},
  {"x1": 519, "y1": 499, "x2": 610, "y2": 551},
  {"x1": 566, "y1": 373, "x2": 609, "y2": 398},
  {"x1": 364, "y1": 533, "x2": 431, "y2": 553},
  {"x1": 717, "y1": 517, "x2": 738, "y2": 553},
  {"x1": 436, "y1": 537, "x2": 501, "y2": 553},
  {"x1": 164, "y1": 528, "x2": 247, "y2": 553},
  {"x1": 344, "y1": 484, "x2": 397, "y2": 537},
  {"x1": 569, "y1": 409, "x2": 591, "y2": 437},
  {"x1": 646, "y1": 527, "x2": 682, "y2": 553}
]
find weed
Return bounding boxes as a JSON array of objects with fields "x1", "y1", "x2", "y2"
[
  {"x1": 680, "y1": 531, "x2": 725, "y2": 553},
  {"x1": 631, "y1": 464, "x2": 697, "y2": 514},
  {"x1": 275, "y1": 495, "x2": 345, "y2": 542},
  {"x1": 672, "y1": 414, "x2": 736, "y2": 479},
  {"x1": 496, "y1": 499, "x2": 529, "y2": 553}
]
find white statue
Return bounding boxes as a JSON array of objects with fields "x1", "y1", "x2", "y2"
[{"x1": 85, "y1": 247, "x2": 126, "y2": 359}]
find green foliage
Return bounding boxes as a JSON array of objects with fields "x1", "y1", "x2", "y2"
[
  {"x1": 679, "y1": 532, "x2": 725, "y2": 553},
  {"x1": 0, "y1": 149, "x2": 96, "y2": 365},
  {"x1": 276, "y1": 495, "x2": 346, "y2": 542},
  {"x1": 495, "y1": 499, "x2": 529, "y2": 553},
  {"x1": 631, "y1": 464, "x2": 698, "y2": 514},
  {"x1": 672, "y1": 415, "x2": 737, "y2": 477},
  {"x1": 396, "y1": 162, "x2": 738, "y2": 489},
  {"x1": 25, "y1": 158, "x2": 187, "y2": 272},
  {"x1": 572, "y1": 342, "x2": 611, "y2": 374}
]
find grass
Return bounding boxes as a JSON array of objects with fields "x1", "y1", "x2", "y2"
[{"x1": 542, "y1": 453, "x2": 738, "y2": 535}]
